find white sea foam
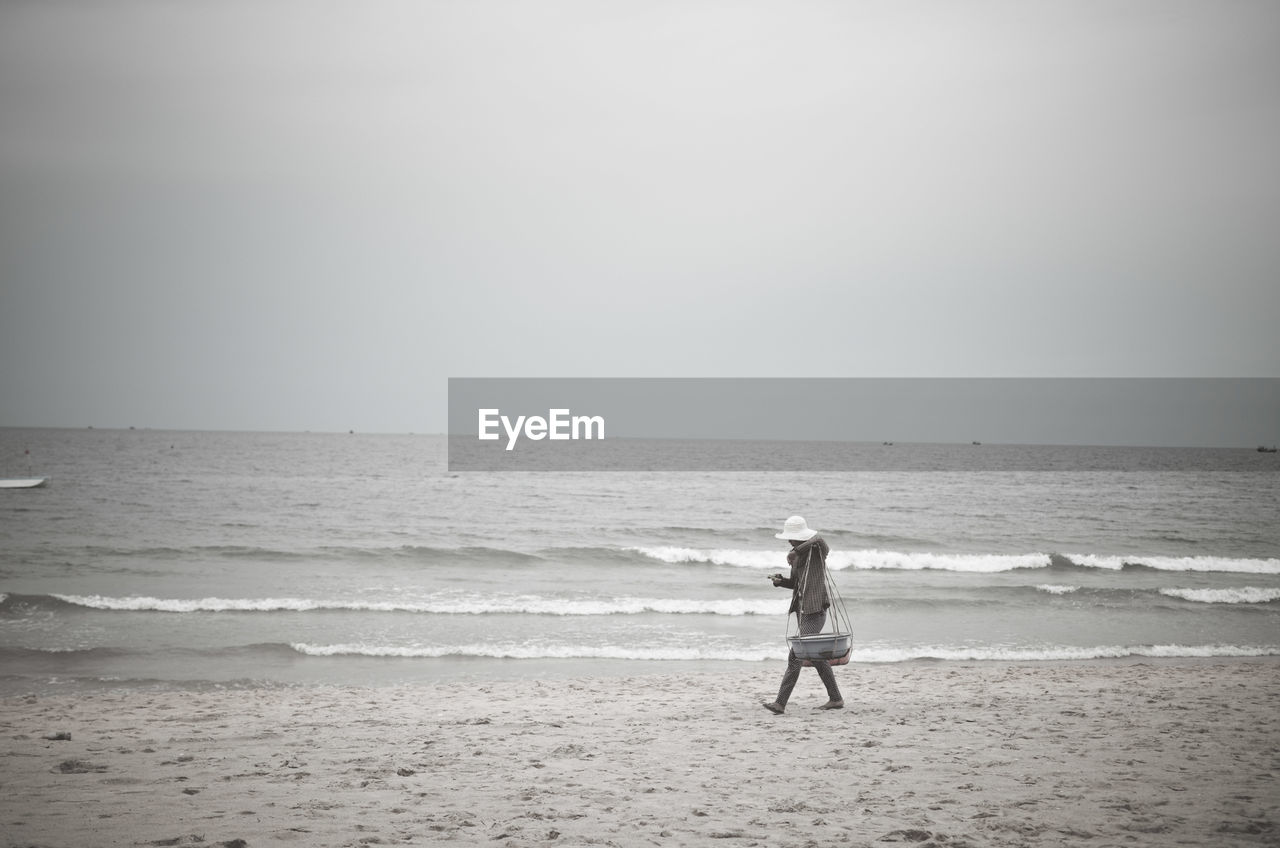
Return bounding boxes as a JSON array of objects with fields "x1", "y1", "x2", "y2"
[
  {"x1": 288, "y1": 641, "x2": 1280, "y2": 663},
  {"x1": 848, "y1": 550, "x2": 1052, "y2": 572},
  {"x1": 1062, "y1": 554, "x2": 1126, "y2": 570},
  {"x1": 290, "y1": 641, "x2": 782, "y2": 662},
  {"x1": 847, "y1": 644, "x2": 1280, "y2": 662},
  {"x1": 55, "y1": 595, "x2": 328, "y2": 613},
  {"x1": 629, "y1": 546, "x2": 1053, "y2": 572},
  {"x1": 1036, "y1": 585, "x2": 1080, "y2": 595},
  {"x1": 626, "y1": 547, "x2": 784, "y2": 569},
  {"x1": 1065, "y1": 554, "x2": 1280, "y2": 574},
  {"x1": 630, "y1": 547, "x2": 1280, "y2": 574},
  {"x1": 1158, "y1": 587, "x2": 1280, "y2": 605}
]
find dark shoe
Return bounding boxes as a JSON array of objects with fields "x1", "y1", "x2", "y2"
[
  {"x1": 816, "y1": 699, "x2": 845, "y2": 710},
  {"x1": 762, "y1": 701, "x2": 785, "y2": 715}
]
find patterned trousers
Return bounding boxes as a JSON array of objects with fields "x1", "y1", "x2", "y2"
[{"x1": 775, "y1": 610, "x2": 843, "y2": 707}]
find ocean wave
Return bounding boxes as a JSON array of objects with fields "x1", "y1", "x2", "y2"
[
  {"x1": 41, "y1": 593, "x2": 785, "y2": 617},
  {"x1": 846, "y1": 644, "x2": 1280, "y2": 662},
  {"x1": 3, "y1": 641, "x2": 1274, "y2": 668},
  {"x1": 629, "y1": 546, "x2": 1280, "y2": 574},
  {"x1": 17, "y1": 583, "x2": 1280, "y2": 617},
  {"x1": 0, "y1": 645, "x2": 135, "y2": 659},
  {"x1": 67, "y1": 544, "x2": 552, "y2": 567},
  {"x1": 848, "y1": 551, "x2": 1052, "y2": 572},
  {"x1": 0, "y1": 593, "x2": 82, "y2": 614},
  {"x1": 628, "y1": 546, "x2": 1053, "y2": 572},
  {"x1": 49, "y1": 594, "x2": 349, "y2": 613},
  {"x1": 79, "y1": 544, "x2": 313, "y2": 561},
  {"x1": 1063, "y1": 554, "x2": 1280, "y2": 574},
  {"x1": 625, "y1": 547, "x2": 785, "y2": 569},
  {"x1": 59, "y1": 542, "x2": 1280, "y2": 576},
  {"x1": 1033, "y1": 584, "x2": 1280, "y2": 605},
  {"x1": 289, "y1": 641, "x2": 1280, "y2": 663},
  {"x1": 0, "y1": 643, "x2": 301, "y2": 665},
  {"x1": 1157, "y1": 587, "x2": 1280, "y2": 605},
  {"x1": 290, "y1": 641, "x2": 781, "y2": 662}
]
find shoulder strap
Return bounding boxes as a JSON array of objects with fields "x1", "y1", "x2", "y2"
[
  {"x1": 798, "y1": 545, "x2": 813, "y2": 592},
  {"x1": 794, "y1": 545, "x2": 815, "y2": 627}
]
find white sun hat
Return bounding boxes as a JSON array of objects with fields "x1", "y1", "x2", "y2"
[{"x1": 775, "y1": 515, "x2": 817, "y2": 541}]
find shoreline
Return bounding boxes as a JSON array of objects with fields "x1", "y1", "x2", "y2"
[
  {"x1": 4, "y1": 653, "x2": 1279, "y2": 698},
  {"x1": 3, "y1": 658, "x2": 1277, "y2": 847}
]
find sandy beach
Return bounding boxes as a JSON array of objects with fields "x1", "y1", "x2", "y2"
[{"x1": 2, "y1": 659, "x2": 1277, "y2": 848}]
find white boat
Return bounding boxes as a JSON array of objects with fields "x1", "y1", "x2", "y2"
[{"x1": 0, "y1": 477, "x2": 48, "y2": 488}]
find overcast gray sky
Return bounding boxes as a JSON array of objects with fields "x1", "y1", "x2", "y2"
[{"x1": 1, "y1": 0, "x2": 1277, "y2": 437}]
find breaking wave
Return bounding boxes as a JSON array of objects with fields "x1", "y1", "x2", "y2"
[
  {"x1": 628, "y1": 547, "x2": 1280, "y2": 574},
  {"x1": 1158, "y1": 587, "x2": 1280, "y2": 605},
  {"x1": 289, "y1": 641, "x2": 1280, "y2": 663},
  {"x1": 629, "y1": 547, "x2": 1052, "y2": 572}
]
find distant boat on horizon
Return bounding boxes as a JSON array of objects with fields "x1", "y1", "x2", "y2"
[{"x1": 1258, "y1": 446, "x2": 1278, "y2": 453}]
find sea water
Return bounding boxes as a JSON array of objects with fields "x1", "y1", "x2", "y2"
[{"x1": 1, "y1": 428, "x2": 1277, "y2": 693}]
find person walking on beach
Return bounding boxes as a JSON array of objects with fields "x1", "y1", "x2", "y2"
[{"x1": 763, "y1": 516, "x2": 844, "y2": 714}]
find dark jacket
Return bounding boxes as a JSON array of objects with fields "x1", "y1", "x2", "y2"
[{"x1": 776, "y1": 535, "x2": 831, "y2": 615}]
